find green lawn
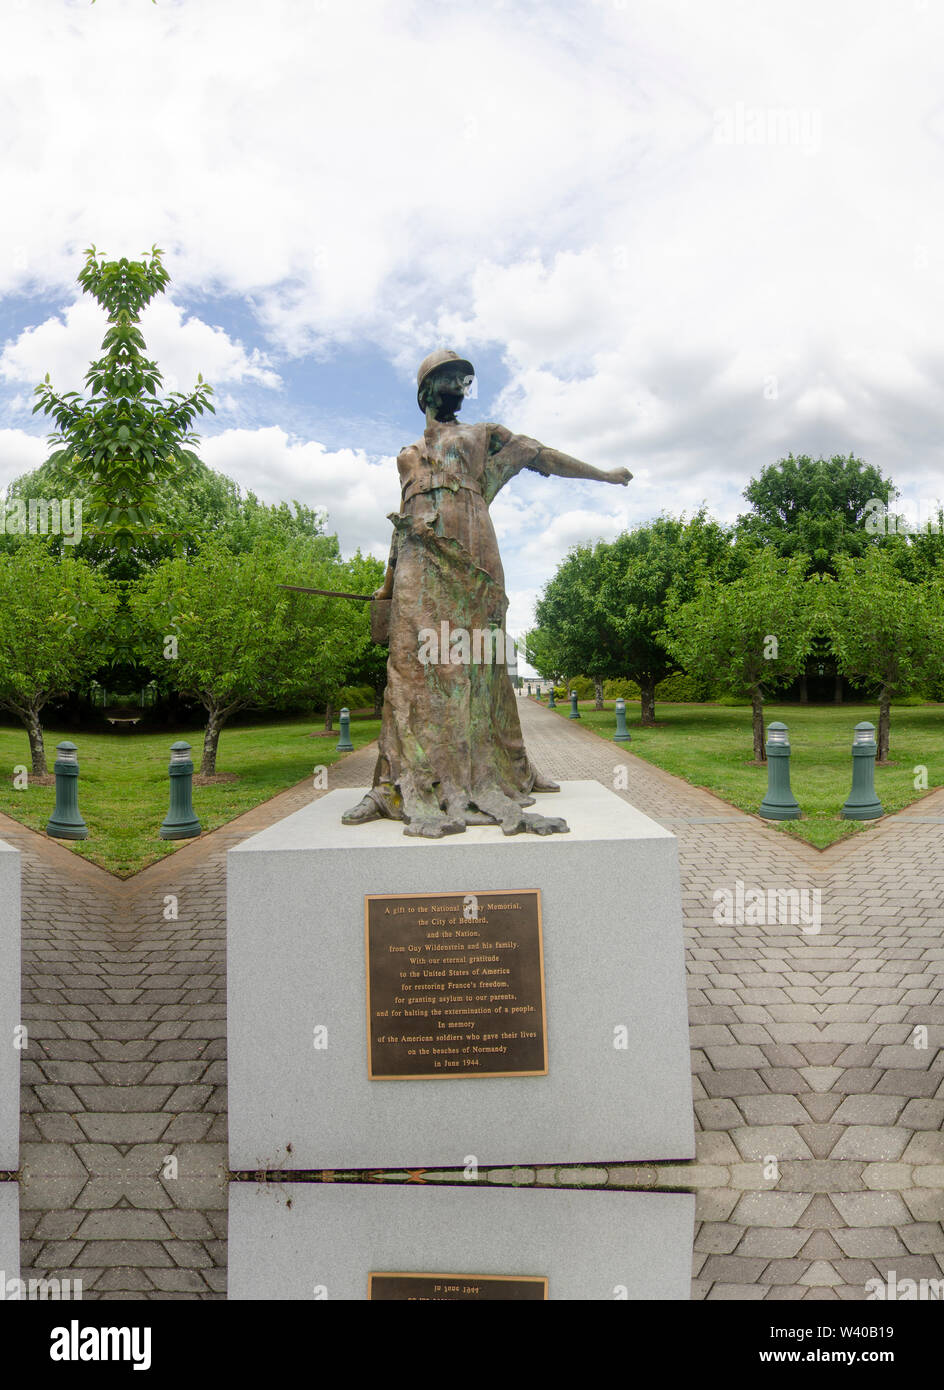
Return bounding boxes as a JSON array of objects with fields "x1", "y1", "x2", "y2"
[
  {"x1": 0, "y1": 713, "x2": 380, "y2": 877},
  {"x1": 542, "y1": 698, "x2": 943, "y2": 848}
]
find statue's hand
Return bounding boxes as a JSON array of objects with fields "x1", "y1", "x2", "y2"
[
  {"x1": 373, "y1": 584, "x2": 393, "y2": 601},
  {"x1": 610, "y1": 467, "x2": 632, "y2": 486}
]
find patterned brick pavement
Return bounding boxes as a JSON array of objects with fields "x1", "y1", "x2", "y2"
[{"x1": 8, "y1": 697, "x2": 944, "y2": 1299}]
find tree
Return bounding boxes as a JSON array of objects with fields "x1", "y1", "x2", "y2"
[
  {"x1": 537, "y1": 512, "x2": 731, "y2": 724},
  {"x1": 521, "y1": 628, "x2": 565, "y2": 688},
  {"x1": 0, "y1": 543, "x2": 117, "y2": 775},
  {"x1": 737, "y1": 454, "x2": 895, "y2": 572},
  {"x1": 131, "y1": 538, "x2": 372, "y2": 775},
  {"x1": 824, "y1": 549, "x2": 944, "y2": 761},
  {"x1": 662, "y1": 550, "x2": 815, "y2": 761},
  {"x1": 335, "y1": 551, "x2": 387, "y2": 715},
  {"x1": 32, "y1": 245, "x2": 214, "y2": 557}
]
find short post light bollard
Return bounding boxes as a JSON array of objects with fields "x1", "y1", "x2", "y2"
[
  {"x1": 547, "y1": 688, "x2": 556, "y2": 709},
  {"x1": 613, "y1": 697, "x2": 631, "y2": 743},
  {"x1": 840, "y1": 721, "x2": 883, "y2": 820},
  {"x1": 569, "y1": 690, "x2": 581, "y2": 719},
  {"x1": 758, "y1": 721, "x2": 801, "y2": 820},
  {"x1": 336, "y1": 706, "x2": 355, "y2": 752},
  {"x1": 159, "y1": 741, "x2": 202, "y2": 840},
  {"x1": 46, "y1": 741, "x2": 88, "y2": 840}
]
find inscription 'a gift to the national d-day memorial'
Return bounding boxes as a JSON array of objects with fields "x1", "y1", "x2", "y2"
[{"x1": 365, "y1": 890, "x2": 547, "y2": 1080}]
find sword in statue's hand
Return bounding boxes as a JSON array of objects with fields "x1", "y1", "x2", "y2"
[{"x1": 278, "y1": 584, "x2": 391, "y2": 642}]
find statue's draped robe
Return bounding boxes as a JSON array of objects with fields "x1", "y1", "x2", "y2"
[{"x1": 367, "y1": 419, "x2": 552, "y2": 829}]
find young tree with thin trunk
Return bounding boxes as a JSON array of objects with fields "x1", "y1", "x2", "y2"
[
  {"x1": 0, "y1": 543, "x2": 117, "y2": 776},
  {"x1": 131, "y1": 538, "x2": 371, "y2": 775},
  {"x1": 662, "y1": 550, "x2": 814, "y2": 762},
  {"x1": 824, "y1": 550, "x2": 944, "y2": 762}
]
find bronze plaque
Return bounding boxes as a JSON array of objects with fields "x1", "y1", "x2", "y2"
[
  {"x1": 368, "y1": 1272, "x2": 548, "y2": 1301},
  {"x1": 365, "y1": 890, "x2": 547, "y2": 1080}
]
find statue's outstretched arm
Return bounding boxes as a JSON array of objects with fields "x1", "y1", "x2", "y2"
[{"x1": 531, "y1": 444, "x2": 631, "y2": 486}]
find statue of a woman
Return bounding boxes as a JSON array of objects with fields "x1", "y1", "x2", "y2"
[{"x1": 343, "y1": 349, "x2": 631, "y2": 838}]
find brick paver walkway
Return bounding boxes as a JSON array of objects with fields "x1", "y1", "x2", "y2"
[{"x1": 10, "y1": 697, "x2": 944, "y2": 1299}]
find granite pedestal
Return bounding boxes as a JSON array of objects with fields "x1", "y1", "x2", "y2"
[
  {"x1": 229, "y1": 1182, "x2": 695, "y2": 1300},
  {"x1": 0, "y1": 839, "x2": 20, "y2": 1173},
  {"x1": 228, "y1": 782, "x2": 693, "y2": 1169},
  {"x1": 0, "y1": 1183, "x2": 18, "y2": 1285}
]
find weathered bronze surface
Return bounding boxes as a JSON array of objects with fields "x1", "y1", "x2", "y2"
[
  {"x1": 342, "y1": 349, "x2": 632, "y2": 838},
  {"x1": 365, "y1": 890, "x2": 547, "y2": 1080},
  {"x1": 368, "y1": 1272, "x2": 548, "y2": 1300}
]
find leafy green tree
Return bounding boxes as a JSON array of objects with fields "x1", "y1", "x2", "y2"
[
  {"x1": 32, "y1": 245, "x2": 214, "y2": 557},
  {"x1": 131, "y1": 538, "x2": 372, "y2": 775},
  {"x1": 521, "y1": 628, "x2": 565, "y2": 688},
  {"x1": 537, "y1": 513, "x2": 731, "y2": 724},
  {"x1": 824, "y1": 549, "x2": 944, "y2": 761},
  {"x1": 662, "y1": 550, "x2": 815, "y2": 760},
  {"x1": 0, "y1": 543, "x2": 118, "y2": 775},
  {"x1": 737, "y1": 454, "x2": 894, "y2": 572},
  {"x1": 334, "y1": 551, "x2": 387, "y2": 715}
]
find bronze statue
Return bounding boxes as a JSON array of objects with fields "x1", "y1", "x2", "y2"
[{"x1": 343, "y1": 349, "x2": 631, "y2": 838}]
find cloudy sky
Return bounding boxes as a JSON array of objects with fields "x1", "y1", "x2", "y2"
[{"x1": 2, "y1": 0, "x2": 944, "y2": 640}]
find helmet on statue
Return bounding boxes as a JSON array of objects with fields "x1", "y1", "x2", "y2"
[{"x1": 416, "y1": 348, "x2": 475, "y2": 410}]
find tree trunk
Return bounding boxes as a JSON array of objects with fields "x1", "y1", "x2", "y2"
[
  {"x1": 373, "y1": 685, "x2": 384, "y2": 718},
  {"x1": 751, "y1": 688, "x2": 766, "y2": 762},
  {"x1": 202, "y1": 708, "x2": 223, "y2": 776},
  {"x1": 877, "y1": 691, "x2": 891, "y2": 762},
  {"x1": 834, "y1": 671, "x2": 843, "y2": 704},
  {"x1": 27, "y1": 708, "x2": 47, "y2": 777},
  {"x1": 640, "y1": 679, "x2": 656, "y2": 726},
  {"x1": 799, "y1": 672, "x2": 808, "y2": 704},
  {"x1": 324, "y1": 700, "x2": 334, "y2": 733},
  {"x1": 593, "y1": 678, "x2": 604, "y2": 711}
]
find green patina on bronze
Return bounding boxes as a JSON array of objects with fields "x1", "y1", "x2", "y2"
[{"x1": 342, "y1": 351, "x2": 632, "y2": 838}]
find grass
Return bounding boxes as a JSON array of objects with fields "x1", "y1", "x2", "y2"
[
  {"x1": 3, "y1": 699, "x2": 938, "y2": 870},
  {"x1": 542, "y1": 698, "x2": 944, "y2": 849},
  {"x1": 0, "y1": 712, "x2": 380, "y2": 877}
]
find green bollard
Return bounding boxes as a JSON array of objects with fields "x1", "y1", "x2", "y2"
[
  {"x1": 336, "y1": 706, "x2": 354, "y2": 752},
  {"x1": 613, "y1": 697, "x2": 631, "y2": 743},
  {"x1": 547, "y1": 688, "x2": 556, "y2": 709},
  {"x1": 758, "y1": 721, "x2": 801, "y2": 820},
  {"x1": 840, "y1": 722, "x2": 883, "y2": 820},
  {"x1": 46, "y1": 741, "x2": 88, "y2": 840},
  {"x1": 159, "y1": 741, "x2": 201, "y2": 840},
  {"x1": 569, "y1": 690, "x2": 581, "y2": 719}
]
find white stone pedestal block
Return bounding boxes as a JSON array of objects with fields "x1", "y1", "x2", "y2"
[
  {"x1": 228, "y1": 1182, "x2": 695, "y2": 1300},
  {"x1": 228, "y1": 782, "x2": 693, "y2": 1169},
  {"x1": 0, "y1": 1183, "x2": 18, "y2": 1284},
  {"x1": 0, "y1": 840, "x2": 20, "y2": 1172}
]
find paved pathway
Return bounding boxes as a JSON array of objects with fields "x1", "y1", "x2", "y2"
[{"x1": 9, "y1": 698, "x2": 944, "y2": 1299}]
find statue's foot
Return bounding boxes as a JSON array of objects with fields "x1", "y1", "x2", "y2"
[
  {"x1": 342, "y1": 795, "x2": 383, "y2": 825},
  {"x1": 501, "y1": 812, "x2": 569, "y2": 836},
  {"x1": 531, "y1": 774, "x2": 560, "y2": 792},
  {"x1": 404, "y1": 815, "x2": 465, "y2": 839}
]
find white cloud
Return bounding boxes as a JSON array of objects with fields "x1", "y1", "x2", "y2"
[
  {"x1": 1, "y1": 299, "x2": 279, "y2": 400},
  {"x1": 197, "y1": 426, "x2": 400, "y2": 560},
  {"x1": 0, "y1": 429, "x2": 53, "y2": 490},
  {"x1": 3, "y1": 0, "x2": 944, "y2": 599}
]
